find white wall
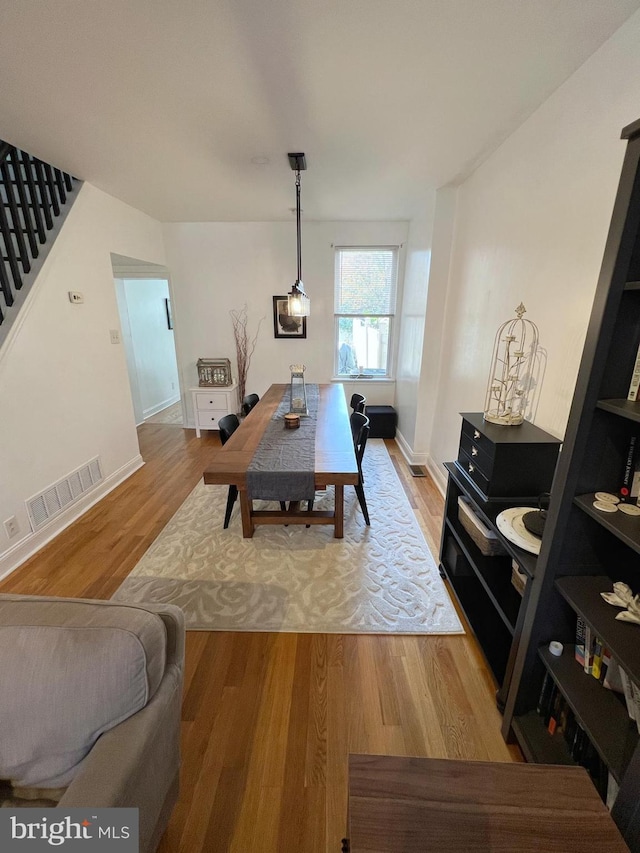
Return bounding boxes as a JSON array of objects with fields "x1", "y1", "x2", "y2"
[
  {"x1": 395, "y1": 194, "x2": 436, "y2": 458},
  {"x1": 114, "y1": 278, "x2": 144, "y2": 424},
  {"x1": 414, "y1": 188, "x2": 458, "y2": 475},
  {"x1": 120, "y1": 278, "x2": 180, "y2": 419},
  {"x1": 429, "y1": 9, "x2": 640, "y2": 474},
  {"x1": 162, "y1": 220, "x2": 408, "y2": 424},
  {"x1": 0, "y1": 183, "x2": 166, "y2": 576}
]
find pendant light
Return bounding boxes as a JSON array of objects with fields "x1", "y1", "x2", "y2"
[{"x1": 287, "y1": 152, "x2": 310, "y2": 317}]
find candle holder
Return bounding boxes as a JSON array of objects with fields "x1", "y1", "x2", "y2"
[
  {"x1": 289, "y1": 364, "x2": 308, "y2": 416},
  {"x1": 484, "y1": 303, "x2": 539, "y2": 426}
]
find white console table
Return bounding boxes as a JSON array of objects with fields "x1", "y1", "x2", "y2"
[{"x1": 190, "y1": 384, "x2": 239, "y2": 437}]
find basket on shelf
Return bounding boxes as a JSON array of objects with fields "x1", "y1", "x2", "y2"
[
  {"x1": 511, "y1": 561, "x2": 527, "y2": 596},
  {"x1": 457, "y1": 496, "x2": 507, "y2": 557}
]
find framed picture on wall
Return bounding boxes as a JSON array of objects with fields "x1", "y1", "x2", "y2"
[
  {"x1": 273, "y1": 296, "x2": 307, "y2": 339},
  {"x1": 165, "y1": 297, "x2": 174, "y2": 330}
]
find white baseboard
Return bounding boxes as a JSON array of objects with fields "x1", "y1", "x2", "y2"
[
  {"x1": 425, "y1": 456, "x2": 447, "y2": 496},
  {"x1": 394, "y1": 429, "x2": 447, "y2": 497},
  {"x1": 143, "y1": 395, "x2": 180, "y2": 420},
  {"x1": 0, "y1": 454, "x2": 145, "y2": 583},
  {"x1": 394, "y1": 429, "x2": 428, "y2": 466}
]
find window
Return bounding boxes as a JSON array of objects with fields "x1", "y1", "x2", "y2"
[{"x1": 334, "y1": 246, "x2": 398, "y2": 378}]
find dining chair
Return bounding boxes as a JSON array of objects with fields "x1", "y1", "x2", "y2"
[
  {"x1": 307, "y1": 412, "x2": 370, "y2": 527},
  {"x1": 218, "y1": 412, "x2": 285, "y2": 528},
  {"x1": 218, "y1": 414, "x2": 241, "y2": 529},
  {"x1": 350, "y1": 393, "x2": 366, "y2": 414},
  {"x1": 350, "y1": 411, "x2": 371, "y2": 525},
  {"x1": 242, "y1": 393, "x2": 260, "y2": 416}
]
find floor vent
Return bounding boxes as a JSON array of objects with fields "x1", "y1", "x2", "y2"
[
  {"x1": 409, "y1": 465, "x2": 427, "y2": 478},
  {"x1": 26, "y1": 457, "x2": 103, "y2": 531}
]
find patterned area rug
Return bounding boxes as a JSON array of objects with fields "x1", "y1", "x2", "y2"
[{"x1": 112, "y1": 441, "x2": 463, "y2": 634}]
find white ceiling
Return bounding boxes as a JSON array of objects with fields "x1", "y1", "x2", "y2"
[{"x1": 1, "y1": 0, "x2": 639, "y2": 222}]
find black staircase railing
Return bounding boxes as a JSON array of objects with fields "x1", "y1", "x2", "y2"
[{"x1": 0, "y1": 140, "x2": 77, "y2": 330}]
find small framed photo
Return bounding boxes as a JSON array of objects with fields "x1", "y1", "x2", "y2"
[{"x1": 273, "y1": 296, "x2": 307, "y2": 339}]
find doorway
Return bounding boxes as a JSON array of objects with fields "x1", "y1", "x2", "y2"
[{"x1": 112, "y1": 255, "x2": 182, "y2": 427}]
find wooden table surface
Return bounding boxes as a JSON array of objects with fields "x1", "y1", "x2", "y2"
[
  {"x1": 346, "y1": 754, "x2": 629, "y2": 852},
  {"x1": 203, "y1": 383, "x2": 358, "y2": 537}
]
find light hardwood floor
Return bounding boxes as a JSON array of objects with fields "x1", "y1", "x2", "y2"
[{"x1": 0, "y1": 424, "x2": 520, "y2": 852}]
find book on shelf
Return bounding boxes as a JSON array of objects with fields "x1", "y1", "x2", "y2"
[
  {"x1": 535, "y1": 676, "x2": 612, "y2": 803},
  {"x1": 546, "y1": 686, "x2": 559, "y2": 733},
  {"x1": 599, "y1": 646, "x2": 612, "y2": 685},
  {"x1": 631, "y1": 682, "x2": 640, "y2": 734},
  {"x1": 619, "y1": 667, "x2": 637, "y2": 721},
  {"x1": 583, "y1": 624, "x2": 595, "y2": 675},
  {"x1": 627, "y1": 340, "x2": 640, "y2": 401},
  {"x1": 592, "y1": 636, "x2": 604, "y2": 681},
  {"x1": 606, "y1": 772, "x2": 620, "y2": 811},
  {"x1": 575, "y1": 615, "x2": 586, "y2": 667},
  {"x1": 547, "y1": 687, "x2": 565, "y2": 736},
  {"x1": 603, "y1": 657, "x2": 625, "y2": 693},
  {"x1": 537, "y1": 671, "x2": 554, "y2": 716},
  {"x1": 619, "y1": 434, "x2": 640, "y2": 502}
]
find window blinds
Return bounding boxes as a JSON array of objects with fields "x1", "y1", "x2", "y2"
[{"x1": 335, "y1": 247, "x2": 398, "y2": 315}]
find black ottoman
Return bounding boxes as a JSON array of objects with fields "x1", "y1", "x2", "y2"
[{"x1": 365, "y1": 405, "x2": 397, "y2": 439}]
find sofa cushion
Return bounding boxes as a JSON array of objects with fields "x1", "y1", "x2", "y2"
[{"x1": 0, "y1": 596, "x2": 167, "y2": 788}]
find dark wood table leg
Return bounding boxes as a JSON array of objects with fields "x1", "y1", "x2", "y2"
[
  {"x1": 239, "y1": 490, "x2": 254, "y2": 538},
  {"x1": 335, "y1": 484, "x2": 344, "y2": 538}
]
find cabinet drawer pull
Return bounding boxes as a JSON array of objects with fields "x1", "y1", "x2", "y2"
[
  {"x1": 471, "y1": 446, "x2": 478, "y2": 457},
  {"x1": 468, "y1": 463, "x2": 475, "y2": 473},
  {"x1": 473, "y1": 430, "x2": 481, "y2": 440}
]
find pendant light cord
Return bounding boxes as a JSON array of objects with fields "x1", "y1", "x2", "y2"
[{"x1": 295, "y1": 169, "x2": 302, "y2": 283}]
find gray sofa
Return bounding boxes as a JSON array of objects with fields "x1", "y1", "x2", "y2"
[{"x1": 0, "y1": 594, "x2": 185, "y2": 853}]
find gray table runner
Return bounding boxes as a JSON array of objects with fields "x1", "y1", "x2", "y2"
[{"x1": 246, "y1": 384, "x2": 319, "y2": 501}]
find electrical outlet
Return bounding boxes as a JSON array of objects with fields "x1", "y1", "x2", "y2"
[
  {"x1": 4, "y1": 516, "x2": 19, "y2": 539},
  {"x1": 68, "y1": 291, "x2": 84, "y2": 303},
  {"x1": 110, "y1": 329, "x2": 121, "y2": 344}
]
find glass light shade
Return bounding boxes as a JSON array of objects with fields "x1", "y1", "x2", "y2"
[{"x1": 288, "y1": 281, "x2": 310, "y2": 317}]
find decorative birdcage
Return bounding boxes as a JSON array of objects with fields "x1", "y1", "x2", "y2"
[
  {"x1": 484, "y1": 303, "x2": 539, "y2": 426},
  {"x1": 289, "y1": 364, "x2": 308, "y2": 416}
]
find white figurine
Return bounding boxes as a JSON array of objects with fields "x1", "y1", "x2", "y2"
[{"x1": 601, "y1": 581, "x2": 640, "y2": 625}]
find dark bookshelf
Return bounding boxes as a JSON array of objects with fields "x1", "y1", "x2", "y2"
[
  {"x1": 444, "y1": 462, "x2": 538, "y2": 579},
  {"x1": 511, "y1": 711, "x2": 576, "y2": 766},
  {"x1": 556, "y1": 575, "x2": 640, "y2": 684},
  {"x1": 439, "y1": 424, "x2": 557, "y2": 706},
  {"x1": 444, "y1": 516, "x2": 520, "y2": 632},
  {"x1": 439, "y1": 556, "x2": 512, "y2": 686},
  {"x1": 538, "y1": 645, "x2": 638, "y2": 782},
  {"x1": 500, "y1": 121, "x2": 640, "y2": 849},
  {"x1": 596, "y1": 398, "x2": 640, "y2": 423},
  {"x1": 574, "y1": 495, "x2": 640, "y2": 554}
]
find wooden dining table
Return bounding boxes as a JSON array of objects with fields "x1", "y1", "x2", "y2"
[
  {"x1": 345, "y1": 754, "x2": 628, "y2": 852},
  {"x1": 203, "y1": 383, "x2": 359, "y2": 538}
]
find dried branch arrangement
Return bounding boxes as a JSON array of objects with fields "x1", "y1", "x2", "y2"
[{"x1": 230, "y1": 304, "x2": 264, "y2": 409}]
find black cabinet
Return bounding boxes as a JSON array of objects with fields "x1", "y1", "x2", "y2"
[
  {"x1": 501, "y1": 118, "x2": 640, "y2": 851},
  {"x1": 439, "y1": 414, "x2": 560, "y2": 705},
  {"x1": 457, "y1": 413, "x2": 561, "y2": 499}
]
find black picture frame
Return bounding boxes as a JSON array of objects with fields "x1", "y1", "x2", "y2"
[
  {"x1": 165, "y1": 297, "x2": 174, "y2": 330},
  {"x1": 273, "y1": 296, "x2": 307, "y2": 339}
]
